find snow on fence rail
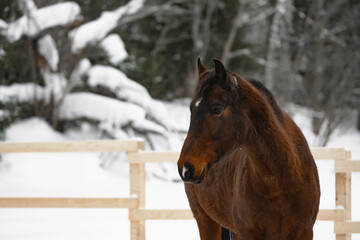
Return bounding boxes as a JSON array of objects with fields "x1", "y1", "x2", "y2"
[{"x1": 0, "y1": 140, "x2": 359, "y2": 240}]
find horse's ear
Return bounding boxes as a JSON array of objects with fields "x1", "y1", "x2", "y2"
[
  {"x1": 213, "y1": 58, "x2": 227, "y2": 81},
  {"x1": 197, "y1": 58, "x2": 207, "y2": 76}
]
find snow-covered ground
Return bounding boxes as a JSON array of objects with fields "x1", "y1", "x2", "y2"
[{"x1": 0, "y1": 113, "x2": 359, "y2": 239}]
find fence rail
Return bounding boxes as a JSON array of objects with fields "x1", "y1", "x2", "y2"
[
  {"x1": 0, "y1": 139, "x2": 145, "y2": 153},
  {"x1": 0, "y1": 140, "x2": 359, "y2": 240},
  {"x1": 0, "y1": 197, "x2": 139, "y2": 208}
]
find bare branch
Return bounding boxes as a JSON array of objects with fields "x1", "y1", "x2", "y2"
[
  {"x1": 118, "y1": 3, "x2": 190, "y2": 26},
  {"x1": 221, "y1": 2, "x2": 274, "y2": 65},
  {"x1": 221, "y1": 3, "x2": 247, "y2": 64},
  {"x1": 199, "y1": 0, "x2": 217, "y2": 60}
]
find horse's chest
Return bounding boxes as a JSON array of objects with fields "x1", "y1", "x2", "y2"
[
  {"x1": 193, "y1": 184, "x2": 235, "y2": 228},
  {"x1": 191, "y1": 164, "x2": 239, "y2": 227}
]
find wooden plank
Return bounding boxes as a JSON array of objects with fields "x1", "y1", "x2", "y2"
[
  {"x1": 126, "y1": 208, "x2": 352, "y2": 222},
  {"x1": 129, "y1": 163, "x2": 146, "y2": 208},
  {"x1": 311, "y1": 148, "x2": 346, "y2": 160},
  {"x1": 0, "y1": 142, "x2": 350, "y2": 162},
  {"x1": 129, "y1": 142, "x2": 145, "y2": 240},
  {"x1": 131, "y1": 220, "x2": 145, "y2": 240},
  {"x1": 0, "y1": 197, "x2": 139, "y2": 208},
  {"x1": 128, "y1": 151, "x2": 180, "y2": 163},
  {"x1": 336, "y1": 172, "x2": 351, "y2": 218},
  {"x1": 336, "y1": 235, "x2": 347, "y2": 240},
  {"x1": 335, "y1": 222, "x2": 360, "y2": 234},
  {"x1": 336, "y1": 171, "x2": 351, "y2": 240},
  {"x1": 335, "y1": 150, "x2": 352, "y2": 240},
  {"x1": 345, "y1": 151, "x2": 352, "y2": 222},
  {"x1": 335, "y1": 160, "x2": 360, "y2": 173},
  {"x1": 317, "y1": 209, "x2": 345, "y2": 221},
  {"x1": 0, "y1": 140, "x2": 145, "y2": 153},
  {"x1": 1, "y1": 145, "x2": 345, "y2": 161},
  {"x1": 130, "y1": 209, "x2": 194, "y2": 221}
]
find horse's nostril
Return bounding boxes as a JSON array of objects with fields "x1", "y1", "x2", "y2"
[
  {"x1": 179, "y1": 163, "x2": 204, "y2": 184},
  {"x1": 183, "y1": 163, "x2": 195, "y2": 181}
]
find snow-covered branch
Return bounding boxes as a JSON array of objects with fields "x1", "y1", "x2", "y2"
[
  {"x1": 69, "y1": 0, "x2": 145, "y2": 54},
  {"x1": 2, "y1": 2, "x2": 81, "y2": 42},
  {"x1": 228, "y1": 49, "x2": 266, "y2": 66},
  {"x1": 37, "y1": 35, "x2": 59, "y2": 71},
  {"x1": 100, "y1": 34, "x2": 128, "y2": 65}
]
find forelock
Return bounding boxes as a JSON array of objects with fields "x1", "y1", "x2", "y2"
[
  {"x1": 194, "y1": 70, "x2": 237, "y2": 101},
  {"x1": 196, "y1": 71, "x2": 217, "y2": 98}
]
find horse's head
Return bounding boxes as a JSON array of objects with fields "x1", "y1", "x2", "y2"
[{"x1": 178, "y1": 58, "x2": 247, "y2": 184}]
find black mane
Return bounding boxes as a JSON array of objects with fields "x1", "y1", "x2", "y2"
[
  {"x1": 247, "y1": 78, "x2": 284, "y2": 122},
  {"x1": 247, "y1": 78, "x2": 274, "y2": 100}
]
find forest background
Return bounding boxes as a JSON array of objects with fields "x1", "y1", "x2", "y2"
[{"x1": 0, "y1": 0, "x2": 359, "y2": 148}]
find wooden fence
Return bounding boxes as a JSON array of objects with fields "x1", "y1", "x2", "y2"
[{"x1": 0, "y1": 140, "x2": 359, "y2": 240}]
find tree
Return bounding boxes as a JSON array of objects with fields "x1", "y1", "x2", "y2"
[
  {"x1": 291, "y1": 0, "x2": 360, "y2": 145},
  {"x1": 1, "y1": 0, "x2": 359, "y2": 148},
  {"x1": 0, "y1": 0, "x2": 191, "y2": 154}
]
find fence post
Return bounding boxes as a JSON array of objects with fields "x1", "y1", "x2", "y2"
[
  {"x1": 335, "y1": 149, "x2": 352, "y2": 240},
  {"x1": 129, "y1": 143, "x2": 146, "y2": 240}
]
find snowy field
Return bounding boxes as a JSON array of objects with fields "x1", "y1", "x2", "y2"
[{"x1": 0, "y1": 116, "x2": 359, "y2": 240}]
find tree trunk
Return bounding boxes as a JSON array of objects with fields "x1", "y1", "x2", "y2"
[
  {"x1": 185, "y1": 0, "x2": 217, "y2": 97},
  {"x1": 311, "y1": 0, "x2": 325, "y2": 137},
  {"x1": 264, "y1": 0, "x2": 285, "y2": 92},
  {"x1": 357, "y1": 109, "x2": 360, "y2": 131},
  {"x1": 221, "y1": 4, "x2": 244, "y2": 66}
]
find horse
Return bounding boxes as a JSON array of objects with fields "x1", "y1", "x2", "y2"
[{"x1": 177, "y1": 58, "x2": 320, "y2": 240}]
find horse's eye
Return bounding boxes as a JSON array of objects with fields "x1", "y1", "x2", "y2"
[{"x1": 212, "y1": 106, "x2": 224, "y2": 116}]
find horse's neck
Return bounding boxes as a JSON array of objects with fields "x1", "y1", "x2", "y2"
[
  {"x1": 239, "y1": 89, "x2": 299, "y2": 178},
  {"x1": 203, "y1": 147, "x2": 244, "y2": 189},
  {"x1": 245, "y1": 131, "x2": 297, "y2": 178}
]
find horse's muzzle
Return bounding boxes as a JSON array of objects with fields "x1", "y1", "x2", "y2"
[{"x1": 178, "y1": 163, "x2": 205, "y2": 184}]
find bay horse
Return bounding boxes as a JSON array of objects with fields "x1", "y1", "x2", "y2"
[{"x1": 177, "y1": 58, "x2": 320, "y2": 240}]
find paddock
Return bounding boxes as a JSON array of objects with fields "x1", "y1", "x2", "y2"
[{"x1": 0, "y1": 140, "x2": 359, "y2": 240}]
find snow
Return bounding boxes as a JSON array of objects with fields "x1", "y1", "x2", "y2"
[
  {"x1": 132, "y1": 118, "x2": 167, "y2": 135},
  {"x1": 0, "y1": 48, "x2": 5, "y2": 59},
  {"x1": 56, "y1": 88, "x2": 186, "y2": 148},
  {"x1": 0, "y1": 19, "x2": 7, "y2": 29},
  {"x1": 276, "y1": 0, "x2": 286, "y2": 15},
  {"x1": 38, "y1": 71, "x2": 68, "y2": 104},
  {"x1": 37, "y1": 35, "x2": 59, "y2": 71},
  {"x1": 1, "y1": 61, "x2": 358, "y2": 239},
  {"x1": 0, "y1": 118, "x2": 194, "y2": 239},
  {"x1": 85, "y1": 65, "x2": 190, "y2": 136},
  {"x1": 1, "y1": 109, "x2": 360, "y2": 240},
  {"x1": 0, "y1": 83, "x2": 45, "y2": 103},
  {"x1": 0, "y1": 118, "x2": 133, "y2": 239},
  {"x1": 4, "y1": 118, "x2": 64, "y2": 142},
  {"x1": 162, "y1": 99, "x2": 191, "y2": 132},
  {"x1": 0, "y1": 74, "x2": 68, "y2": 104},
  {"x1": 59, "y1": 92, "x2": 146, "y2": 128},
  {"x1": 0, "y1": 0, "x2": 358, "y2": 237},
  {"x1": 100, "y1": 34, "x2": 128, "y2": 65},
  {"x1": 18, "y1": 0, "x2": 37, "y2": 13},
  {"x1": 3, "y1": 2, "x2": 81, "y2": 42},
  {"x1": 69, "y1": 58, "x2": 92, "y2": 86},
  {"x1": 0, "y1": 109, "x2": 9, "y2": 118},
  {"x1": 87, "y1": 65, "x2": 149, "y2": 103},
  {"x1": 69, "y1": 0, "x2": 144, "y2": 54}
]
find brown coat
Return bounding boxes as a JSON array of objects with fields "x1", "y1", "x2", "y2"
[{"x1": 178, "y1": 59, "x2": 320, "y2": 240}]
